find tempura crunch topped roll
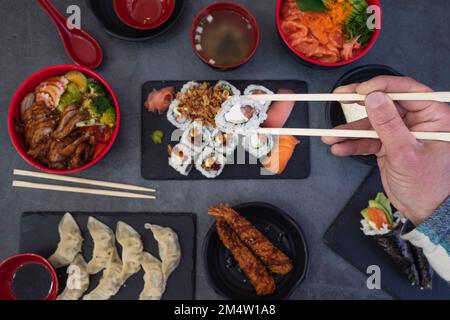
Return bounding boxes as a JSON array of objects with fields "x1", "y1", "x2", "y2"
[{"x1": 209, "y1": 204, "x2": 293, "y2": 275}]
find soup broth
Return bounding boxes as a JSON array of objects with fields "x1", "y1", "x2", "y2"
[{"x1": 195, "y1": 10, "x2": 256, "y2": 67}]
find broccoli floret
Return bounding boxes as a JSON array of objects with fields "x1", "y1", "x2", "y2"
[
  {"x1": 87, "y1": 80, "x2": 106, "y2": 97},
  {"x1": 100, "y1": 107, "x2": 116, "y2": 128}
]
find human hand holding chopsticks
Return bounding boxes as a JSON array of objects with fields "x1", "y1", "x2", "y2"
[{"x1": 322, "y1": 76, "x2": 450, "y2": 225}]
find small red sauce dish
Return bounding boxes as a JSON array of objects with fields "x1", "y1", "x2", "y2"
[
  {"x1": 114, "y1": 0, "x2": 176, "y2": 30},
  {"x1": 0, "y1": 254, "x2": 58, "y2": 300},
  {"x1": 191, "y1": 2, "x2": 260, "y2": 70},
  {"x1": 276, "y1": 0, "x2": 382, "y2": 68},
  {"x1": 8, "y1": 64, "x2": 120, "y2": 175}
]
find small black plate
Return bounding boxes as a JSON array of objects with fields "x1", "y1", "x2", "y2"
[
  {"x1": 204, "y1": 202, "x2": 308, "y2": 300},
  {"x1": 325, "y1": 64, "x2": 402, "y2": 166},
  {"x1": 324, "y1": 169, "x2": 450, "y2": 299},
  {"x1": 86, "y1": 0, "x2": 185, "y2": 41},
  {"x1": 141, "y1": 80, "x2": 310, "y2": 180},
  {"x1": 20, "y1": 212, "x2": 196, "y2": 300}
]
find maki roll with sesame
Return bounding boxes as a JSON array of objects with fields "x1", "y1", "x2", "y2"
[
  {"x1": 242, "y1": 132, "x2": 274, "y2": 159},
  {"x1": 215, "y1": 96, "x2": 268, "y2": 134},
  {"x1": 195, "y1": 147, "x2": 226, "y2": 178},
  {"x1": 244, "y1": 85, "x2": 274, "y2": 110},
  {"x1": 181, "y1": 120, "x2": 212, "y2": 154},
  {"x1": 211, "y1": 129, "x2": 239, "y2": 156},
  {"x1": 168, "y1": 143, "x2": 194, "y2": 176},
  {"x1": 167, "y1": 99, "x2": 191, "y2": 129},
  {"x1": 360, "y1": 193, "x2": 420, "y2": 286},
  {"x1": 215, "y1": 80, "x2": 241, "y2": 97}
]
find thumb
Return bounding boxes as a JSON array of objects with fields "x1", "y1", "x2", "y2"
[{"x1": 365, "y1": 92, "x2": 417, "y2": 154}]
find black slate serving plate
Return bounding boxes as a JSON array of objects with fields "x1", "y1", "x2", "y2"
[
  {"x1": 325, "y1": 64, "x2": 402, "y2": 166},
  {"x1": 87, "y1": 0, "x2": 185, "y2": 41},
  {"x1": 204, "y1": 202, "x2": 308, "y2": 300},
  {"x1": 141, "y1": 80, "x2": 310, "y2": 180},
  {"x1": 20, "y1": 212, "x2": 196, "y2": 300},
  {"x1": 324, "y1": 169, "x2": 450, "y2": 299}
]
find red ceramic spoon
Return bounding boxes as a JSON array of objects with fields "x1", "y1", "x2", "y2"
[{"x1": 36, "y1": 0, "x2": 103, "y2": 69}]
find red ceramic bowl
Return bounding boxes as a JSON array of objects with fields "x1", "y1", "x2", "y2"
[
  {"x1": 191, "y1": 2, "x2": 260, "y2": 70},
  {"x1": 114, "y1": 0, "x2": 176, "y2": 30},
  {"x1": 0, "y1": 254, "x2": 58, "y2": 300},
  {"x1": 8, "y1": 64, "x2": 120, "y2": 174},
  {"x1": 276, "y1": 0, "x2": 382, "y2": 68}
]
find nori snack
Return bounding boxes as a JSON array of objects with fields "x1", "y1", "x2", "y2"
[
  {"x1": 371, "y1": 225, "x2": 420, "y2": 286},
  {"x1": 409, "y1": 244, "x2": 433, "y2": 289}
]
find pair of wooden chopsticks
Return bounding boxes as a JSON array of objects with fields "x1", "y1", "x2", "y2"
[
  {"x1": 245, "y1": 92, "x2": 450, "y2": 102},
  {"x1": 246, "y1": 92, "x2": 450, "y2": 142},
  {"x1": 12, "y1": 169, "x2": 156, "y2": 200}
]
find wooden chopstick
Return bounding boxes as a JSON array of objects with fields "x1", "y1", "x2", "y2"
[
  {"x1": 257, "y1": 128, "x2": 450, "y2": 142},
  {"x1": 13, "y1": 169, "x2": 155, "y2": 193},
  {"x1": 245, "y1": 92, "x2": 450, "y2": 102},
  {"x1": 12, "y1": 181, "x2": 156, "y2": 200}
]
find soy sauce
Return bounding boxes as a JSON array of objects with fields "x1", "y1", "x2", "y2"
[
  {"x1": 11, "y1": 263, "x2": 53, "y2": 300},
  {"x1": 195, "y1": 10, "x2": 256, "y2": 67}
]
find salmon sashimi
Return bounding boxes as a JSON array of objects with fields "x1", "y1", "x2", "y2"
[
  {"x1": 261, "y1": 135, "x2": 300, "y2": 175},
  {"x1": 263, "y1": 89, "x2": 295, "y2": 128},
  {"x1": 215, "y1": 218, "x2": 276, "y2": 296},
  {"x1": 144, "y1": 86, "x2": 175, "y2": 114},
  {"x1": 209, "y1": 205, "x2": 293, "y2": 275}
]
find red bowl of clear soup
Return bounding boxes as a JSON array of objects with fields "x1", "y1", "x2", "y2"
[
  {"x1": 191, "y1": 2, "x2": 260, "y2": 70},
  {"x1": 8, "y1": 64, "x2": 120, "y2": 174},
  {"x1": 276, "y1": 0, "x2": 382, "y2": 68},
  {"x1": 113, "y1": 0, "x2": 176, "y2": 30},
  {"x1": 0, "y1": 254, "x2": 58, "y2": 300}
]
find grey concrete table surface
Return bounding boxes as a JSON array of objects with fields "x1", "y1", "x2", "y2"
[{"x1": 0, "y1": 0, "x2": 448, "y2": 300}]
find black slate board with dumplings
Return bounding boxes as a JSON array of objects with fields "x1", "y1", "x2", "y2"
[
  {"x1": 141, "y1": 80, "x2": 310, "y2": 180},
  {"x1": 324, "y1": 169, "x2": 450, "y2": 299},
  {"x1": 20, "y1": 212, "x2": 196, "y2": 300}
]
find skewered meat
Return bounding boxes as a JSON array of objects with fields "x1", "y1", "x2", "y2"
[
  {"x1": 216, "y1": 219, "x2": 276, "y2": 296},
  {"x1": 209, "y1": 205, "x2": 293, "y2": 275}
]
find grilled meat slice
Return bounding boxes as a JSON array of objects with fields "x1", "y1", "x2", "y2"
[
  {"x1": 216, "y1": 219, "x2": 276, "y2": 296},
  {"x1": 209, "y1": 205, "x2": 293, "y2": 275},
  {"x1": 53, "y1": 106, "x2": 89, "y2": 140}
]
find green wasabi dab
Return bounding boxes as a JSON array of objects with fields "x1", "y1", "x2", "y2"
[{"x1": 151, "y1": 130, "x2": 164, "y2": 144}]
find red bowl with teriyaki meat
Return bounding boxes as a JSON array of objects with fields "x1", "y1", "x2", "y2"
[
  {"x1": 8, "y1": 65, "x2": 120, "y2": 174},
  {"x1": 276, "y1": 0, "x2": 382, "y2": 68},
  {"x1": 191, "y1": 2, "x2": 260, "y2": 70}
]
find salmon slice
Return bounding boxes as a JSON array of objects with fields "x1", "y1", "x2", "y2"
[{"x1": 261, "y1": 135, "x2": 300, "y2": 175}]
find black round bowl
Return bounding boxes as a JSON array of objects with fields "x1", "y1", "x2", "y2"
[
  {"x1": 325, "y1": 64, "x2": 402, "y2": 166},
  {"x1": 204, "y1": 202, "x2": 308, "y2": 300},
  {"x1": 86, "y1": 0, "x2": 185, "y2": 41}
]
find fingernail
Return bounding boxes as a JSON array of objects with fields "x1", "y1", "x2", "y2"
[{"x1": 366, "y1": 92, "x2": 387, "y2": 109}]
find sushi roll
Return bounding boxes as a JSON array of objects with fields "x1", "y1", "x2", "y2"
[
  {"x1": 181, "y1": 120, "x2": 212, "y2": 154},
  {"x1": 242, "y1": 132, "x2": 274, "y2": 158},
  {"x1": 360, "y1": 193, "x2": 420, "y2": 286},
  {"x1": 167, "y1": 99, "x2": 191, "y2": 129},
  {"x1": 168, "y1": 143, "x2": 194, "y2": 176},
  {"x1": 180, "y1": 81, "x2": 200, "y2": 94},
  {"x1": 244, "y1": 85, "x2": 274, "y2": 110},
  {"x1": 215, "y1": 96, "x2": 268, "y2": 134},
  {"x1": 211, "y1": 129, "x2": 239, "y2": 156},
  {"x1": 215, "y1": 80, "x2": 241, "y2": 97},
  {"x1": 195, "y1": 147, "x2": 226, "y2": 178}
]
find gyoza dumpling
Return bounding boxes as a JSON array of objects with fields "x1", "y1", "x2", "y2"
[
  {"x1": 116, "y1": 221, "x2": 143, "y2": 282},
  {"x1": 139, "y1": 252, "x2": 165, "y2": 300},
  {"x1": 145, "y1": 224, "x2": 181, "y2": 279},
  {"x1": 48, "y1": 213, "x2": 83, "y2": 268},
  {"x1": 83, "y1": 249, "x2": 123, "y2": 300},
  {"x1": 86, "y1": 217, "x2": 118, "y2": 275},
  {"x1": 57, "y1": 254, "x2": 89, "y2": 300}
]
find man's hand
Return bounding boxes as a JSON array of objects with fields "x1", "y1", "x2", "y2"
[{"x1": 322, "y1": 76, "x2": 450, "y2": 225}]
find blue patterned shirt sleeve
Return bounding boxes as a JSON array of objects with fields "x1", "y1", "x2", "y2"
[{"x1": 416, "y1": 197, "x2": 450, "y2": 254}]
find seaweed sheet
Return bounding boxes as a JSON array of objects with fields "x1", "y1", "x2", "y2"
[{"x1": 409, "y1": 244, "x2": 433, "y2": 289}]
